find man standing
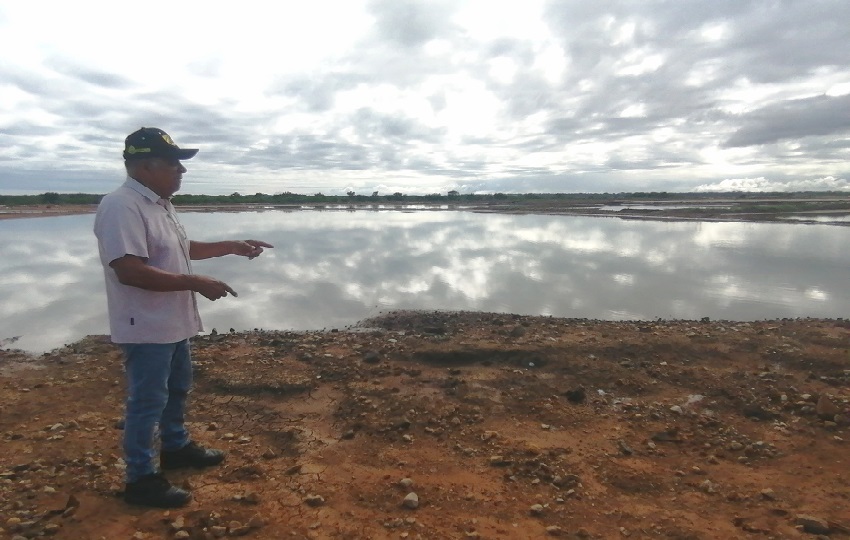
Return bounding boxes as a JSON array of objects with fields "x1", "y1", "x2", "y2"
[{"x1": 94, "y1": 127, "x2": 273, "y2": 508}]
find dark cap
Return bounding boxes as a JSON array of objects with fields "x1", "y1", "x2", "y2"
[{"x1": 123, "y1": 127, "x2": 198, "y2": 161}]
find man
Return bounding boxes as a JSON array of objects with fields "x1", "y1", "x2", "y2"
[{"x1": 94, "y1": 127, "x2": 273, "y2": 508}]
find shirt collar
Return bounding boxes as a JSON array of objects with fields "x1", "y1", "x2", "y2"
[{"x1": 122, "y1": 176, "x2": 163, "y2": 204}]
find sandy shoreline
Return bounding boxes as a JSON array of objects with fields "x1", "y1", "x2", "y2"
[
  {"x1": 0, "y1": 205, "x2": 98, "y2": 220},
  {"x1": 4, "y1": 200, "x2": 850, "y2": 225}
]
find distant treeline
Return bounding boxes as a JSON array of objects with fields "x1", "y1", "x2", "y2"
[{"x1": 2, "y1": 190, "x2": 850, "y2": 207}]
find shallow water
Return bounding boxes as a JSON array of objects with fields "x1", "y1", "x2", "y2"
[{"x1": 2, "y1": 210, "x2": 849, "y2": 353}]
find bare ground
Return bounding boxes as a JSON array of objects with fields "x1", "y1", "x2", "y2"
[{"x1": 1, "y1": 311, "x2": 850, "y2": 539}]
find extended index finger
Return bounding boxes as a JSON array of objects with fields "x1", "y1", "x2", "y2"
[
  {"x1": 247, "y1": 240, "x2": 274, "y2": 248},
  {"x1": 224, "y1": 284, "x2": 238, "y2": 297}
]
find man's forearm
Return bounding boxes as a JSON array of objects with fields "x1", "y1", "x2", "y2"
[
  {"x1": 113, "y1": 262, "x2": 198, "y2": 292},
  {"x1": 189, "y1": 240, "x2": 236, "y2": 260},
  {"x1": 111, "y1": 256, "x2": 235, "y2": 300}
]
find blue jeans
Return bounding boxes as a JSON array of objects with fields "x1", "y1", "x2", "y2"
[{"x1": 121, "y1": 339, "x2": 192, "y2": 483}]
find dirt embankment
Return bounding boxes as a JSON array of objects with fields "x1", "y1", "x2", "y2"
[
  {"x1": 1, "y1": 311, "x2": 850, "y2": 539},
  {"x1": 0, "y1": 205, "x2": 97, "y2": 220}
]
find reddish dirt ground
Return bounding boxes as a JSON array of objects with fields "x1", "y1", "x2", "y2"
[{"x1": 1, "y1": 311, "x2": 850, "y2": 539}]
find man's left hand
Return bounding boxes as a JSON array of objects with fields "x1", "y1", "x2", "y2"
[{"x1": 232, "y1": 240, "x2": 274, "y2": 259}]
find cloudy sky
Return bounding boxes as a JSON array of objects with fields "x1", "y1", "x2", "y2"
[{"x1": 1, "y1": 1, "x2": 849, "y2": 196}]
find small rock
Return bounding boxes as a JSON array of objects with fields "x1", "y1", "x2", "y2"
[
  {"x1": 210, "y1": 526, "x2": 227, "y2": 537},
  {"x1": 564, "y1": 387, "x2": 586, "y2": 404},
  {"x1": 304, "y1": 494, "x2": 325, "y2": 507},
  {"x1": 170, "y1": 516, "x2": 186, "y2": 531},
  {"x1": 651, "y1": 428, "x2": 681, "y2": 442},
  {"x1": 261, "y1": 448, "x2": 277, "y2": 459},
  {"x1": 742, "y1": 403, "x2": 777, "y2": 420},
  {"x1": 509, "y1": 326, "x2": 527, "y2": 338},
  {"x1": 230, "y1": 525, "x2": 251, "y2": 537},
  {"x1": 399, "y1": 478, "x2": 414, "y2": 489},
  {"x1": 546, "y1": 525, "x2": 563, "y2": 536},
  {"x1": 489, "y1": 455, "x2": 511, "y2": 467},
  {"x1": 530, "y1": 504, "x2": 544, "y2": 516},
  {"x1": 247, "y1": 515, "x2": 265, "y2": 529},
  {"x1": 795, "y1": 514, "x2": 830, "y2": 535},
  {"x1": 174, "y1": 532, "x2": 190, "y2": 539},
  {"x1": 816, "y1": 395, "x2": 840, "y2": 419},
  {"x1": 760, "y1": 488, "x2": 776, "y2": 500},
  {"x1": 403, "y1": 492, "x2": 419, "y2": 509},
  {"x1": 670, "y1": 405, "x2": 684, "y2": 415},
  {"x1": 363, "y1": 351, "x2": 381, "y2": 364}
]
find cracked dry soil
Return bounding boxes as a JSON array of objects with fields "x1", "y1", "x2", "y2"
[{"x1": 1, "y1": 311, "x2": 850, "y2": 539}]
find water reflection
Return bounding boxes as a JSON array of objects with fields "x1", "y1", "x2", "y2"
[{"x1": 2, "y1": 211, "x2": 849, "y2": 353}]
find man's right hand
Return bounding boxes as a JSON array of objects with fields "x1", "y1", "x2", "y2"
[{"x1": 191, "y1": 275, "x2": 237, "y2": 301}]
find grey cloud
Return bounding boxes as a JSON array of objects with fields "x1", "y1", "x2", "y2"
[
  {"x1": 0, "y1": 122, "x2": 55, "y2": 137},
  {"x1": 368, "y1": 0, "x2": 456, "y2": 48},
  {"x1": 539, "y1": 1, "x2": 850, "y2": 137},
  {"x1": 1, "y1": 66, "x2": 65, "y2": 98},
  {"x1": 45, "y1": 56, "x2": 131, "y2": 89},
  {"x1": 605, "y1": 157, "x2": 680, "y2": 171},
  {"x1": 239, "y1": 133, "x2": 372, "y2": 171},
  {"x1": 351, "y1": 107, "x2": 442, "y2": 142},
  {"x1": 725, "y1": 94, "x2": 850, "y2": 147},
  {"x1": 271, "y1": 72, "x2": 367, "y2": 112}
]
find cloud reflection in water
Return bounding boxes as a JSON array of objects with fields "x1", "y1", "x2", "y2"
[{"x1": 1, "y1": 211, "x2": 849, "y2": 353}]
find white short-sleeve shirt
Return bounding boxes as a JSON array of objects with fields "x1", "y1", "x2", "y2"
[{"x1": 94, "y1": 177, "x2": 202, "y2": 343}]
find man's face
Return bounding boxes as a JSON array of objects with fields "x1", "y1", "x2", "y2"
[{"x1": 143, "y1": 157, "x2": 187, "y2": 198}]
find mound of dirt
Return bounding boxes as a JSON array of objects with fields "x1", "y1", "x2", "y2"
[{"x1": 1, "y1": 311, "x2": 849, "y2": 539}]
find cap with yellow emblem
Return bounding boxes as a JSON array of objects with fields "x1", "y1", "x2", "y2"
[{"x1": 123, "y1": 127, "x2": 199, "y2": 161}]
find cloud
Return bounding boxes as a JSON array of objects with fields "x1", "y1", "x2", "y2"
[
  {"x1": 695, "y1": 176, "x2": 850, "y2": 192},
  {"x1": 724, "y1": 94, "x2": 850, "y2": 147},
  {"x1": 368, "y1": 0, "x2": 457, "y2": 48},
  {"x1": 1, "y1": 1, "x2": 850, "y2": 194},
  {"x1": 45, "y1": 56, "x2": 132, "y2": 89}
]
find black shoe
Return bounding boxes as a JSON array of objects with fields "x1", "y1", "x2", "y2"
[
  {"x1": 161, "y1": 441, "x2": 225, "y2": 470},
  {"x1": 124, "y1": 473, "x2": 191, "y2": 508}
]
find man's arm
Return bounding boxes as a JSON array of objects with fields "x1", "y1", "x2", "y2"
[
  {"x1": 189, "y1": 239, "x2": 274, "y2": 260},
  {"x1": 110, "y1": 255, "x2": 236, "y2": 300}
]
